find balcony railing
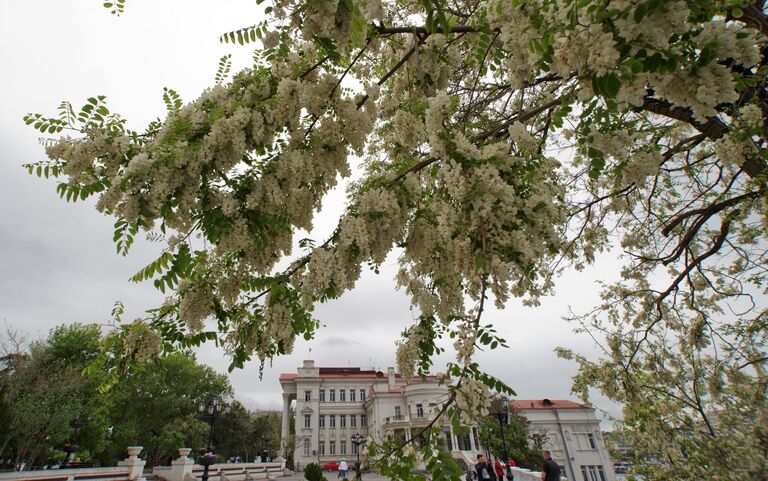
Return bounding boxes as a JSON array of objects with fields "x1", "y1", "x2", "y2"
[{"x1": 384, "y1": 415, "x2": 407, "y2": 424}]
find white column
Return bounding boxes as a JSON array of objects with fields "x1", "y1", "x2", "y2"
[
  {"x1": 279, "y1": 393, "x2": 291, "y2": 458},
  {"x1": 117, "y1": 446, "x2": 147, "y2": 481},
  {"x1": 167, "y1": 448, "x2": 194, "y2": 481}
]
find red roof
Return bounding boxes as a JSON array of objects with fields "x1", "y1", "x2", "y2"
[
  {"x1": 279, "y1": 368, "x2": 442, "y2": 384},
  {"x1": 511, "y1": 399, "x2": 588, "y2": 410},
  {"x1": 278, "y1": 370, "x2": 384, "y2": 380}
]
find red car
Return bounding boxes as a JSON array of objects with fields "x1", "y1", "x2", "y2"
[{"x1": 323, "y1": 461, "x2": 340, "y2": 471}]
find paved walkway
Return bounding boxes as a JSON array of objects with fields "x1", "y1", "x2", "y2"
[{"x1": 279, "y1": 473, "x2": 390, "y2": 481}]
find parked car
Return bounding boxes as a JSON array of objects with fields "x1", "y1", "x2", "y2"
[
  {"x1": 613, "y1": 462, "x2": 632, "y2": 473},
  {"x1": 323, "y1": 461, "x2": 340, "y2": 471}
]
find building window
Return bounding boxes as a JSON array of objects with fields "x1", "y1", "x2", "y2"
[
  {"x1": 340, "y1": 389, "x2": 346, "y2": 402},
  {"x1": 303, "y1": 439, "x2": 310, "y2": 456},
  {"x1": 580, "y1": 466, "x2": 606, "y2": 481},
  {"x1": 457, "y1": 432, "x2": 472, "y2": 451},
  {"x1": 319, "y1": 389, "x2": 325, "y2": 402},
  {"x1": 360, "y1": 389, "x2": 366, "y2": 401},
  {"x1": 319, "y1": 441, "x2": 325, "y2": 456},
  {"x1": 580, "y1": 465, "x2": 606, "y2": 481},
  {"x1": 304, "y1": 415, "x2": 311, "y2": 428},
  {"x1": 340, "y1": 415, "x2": 346, "y2": 428},
  {"x1": 351, "y1": 440, "x2": 359, "y2": 454},
  {"x1": 361, "y1": 415, "x2": 367, "y2": 427},
  {"x1": 587, "y1": 433, "x2": 597, "y2": 450},
  {"x1": 350, "y1": 415, "x2": 357, "y2": 428},
  {"x1": 330, "y1": 415, "x2": 336, "y2": 428},
  {"x1": 395, "y1": 406, "x2": 401, "y2": 419},
  {"x1": 319, "y1": 415, "x2": 325, "y2": 429},
  {"x1": 330, "y1": 440, "x2": 336, "y2": 455},
  {"x1": 330, "y1": 389, "x2": 336, "y2": 402},
  {"x1": 350, "y1": 389, "x2": 356, "y2": 402},
  {"x1": 340, "y1": 441, "x2": 347, "y2": 455},
  {"x1": 560, "y1": 466, "x2": 568, "y2": 480},
  {"x1": 441, "y1": 428, "x2": 453, "y2": 451},
  {"x1": 472, "y1": 427, "x2": 480, "y2": 451},
  {"x1": 416, "y1": 403, "x2": 424, "y2": 418},
  {"x1": 305, "y1": 390, "x2": 311, "y2": 402}
]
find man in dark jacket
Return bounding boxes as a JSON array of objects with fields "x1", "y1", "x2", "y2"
[
  {"x1": 540, "y1": 451, "x2": 561, "y2": 481},
  {"x1": 476, "y1": 454, "x2": 497, "y2": 481}
]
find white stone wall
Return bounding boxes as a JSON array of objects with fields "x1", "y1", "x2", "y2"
[
  {"x1": 288, "y1": 372, "x2": 375, "y2": 468},
  {"x1": 520, "y1": 408, "x2": 616, "y2": 481}
]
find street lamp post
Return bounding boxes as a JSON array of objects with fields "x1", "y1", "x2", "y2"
[
  {"x1": 198, "y1": 398, "x2": 231, "y2": 481},
  {"x1": 350, "y1": 433, "x2": 366, "y2": 480},
  {"x1": 493, "y1": 396, "x2": 513, "y2": 481},
  {"x1": 261, "y1": 434, "x2": 270, "y2": 462},
  {"x1": 62, "y1": 416, "x2": 90, "y2": 468}
]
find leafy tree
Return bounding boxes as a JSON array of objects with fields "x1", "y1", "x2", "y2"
[
  {"x1": 249, "y1": 411, "x2": 281, "y2": 460},
  {"x1": 25, "y1": 0, "x2": 768, "y2": 479},
  {"x1": 0, "y1": 324, "x2": 236, "y2": 468},
  {"x1": 0, "y1": 324, "x2": 109, "y2": 468},
  {"x1": 477, "y1": 402, "x2": 542, "y2": 470},
  {"x1": 101, "y1": 351, "x2": 231, "y2": 466}
]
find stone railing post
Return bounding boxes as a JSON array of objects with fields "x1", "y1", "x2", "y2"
[
  {"x1": 117, "y1": 446, "x2": 147, "y2": 481},
  {"x1": 166, "y1": 447, "x2": 195, "y2": 481}
]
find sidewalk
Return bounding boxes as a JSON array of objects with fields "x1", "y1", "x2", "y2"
[{"x1": 280, "y1": 473, "x2": 390, "y2": 481}]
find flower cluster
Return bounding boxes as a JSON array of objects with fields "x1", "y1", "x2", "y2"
[
  {"x1": 454, "y1": 378, "x2": 492, "y2": 424},
  {"x1": 121, "y1": 320, "x2": 163, "y2": 362},
  {"x1": 713, "y1": 104, "x2": 763, "y2": 171}
]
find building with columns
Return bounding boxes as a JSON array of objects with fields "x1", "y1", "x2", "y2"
[
  {"x1": 513, "y1": 399, "x2": 617, "y2": 481},
  {"x1": 279, "y1": 361, "x2": 615, "y2": 481},
  {"x1": 279, "y1": 360, "x2": 482, "y2": 469}
]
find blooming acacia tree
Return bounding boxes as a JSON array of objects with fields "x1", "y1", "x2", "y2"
[{"x1": 25, "y1": 0, "x2": 768, "y2": 478}]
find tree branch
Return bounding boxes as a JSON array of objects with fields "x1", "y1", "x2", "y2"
[{"x1": 375, "y1": 25, "x2": 479, "y2": 35}]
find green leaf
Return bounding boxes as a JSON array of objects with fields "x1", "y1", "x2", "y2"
[{"x1": 597, "y1": 72, "x2": 621, "y2": 98}]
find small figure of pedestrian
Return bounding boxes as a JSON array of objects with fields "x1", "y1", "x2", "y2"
[{"x1": 339, "y1": 459, "x2": 348, "y2": 478}]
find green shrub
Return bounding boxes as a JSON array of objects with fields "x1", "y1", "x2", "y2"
[{"x1": 305, "y1": 462, "x2": 323, "y2": 481}]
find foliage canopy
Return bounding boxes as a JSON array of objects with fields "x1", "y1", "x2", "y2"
[
  {"x1": 24, "y1": 0, "x2": 768, "y2": 478},
  {"x1": 0, "y1": 323, "x2": 278, "y2": 468}
]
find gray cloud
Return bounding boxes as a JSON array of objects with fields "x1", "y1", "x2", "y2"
[{"x1": 320, "y1": 336, "x2": 361, "y2": 346}]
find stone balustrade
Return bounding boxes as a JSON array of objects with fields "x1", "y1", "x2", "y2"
[
  {"x1": 151, "y1": 449, "x2": 287, "y2": 481},
  {"x1": 0, "y1": 446, "x2": 146, "y2": 481},
  {"x1": 509, "y1": 466, "x2": 568, "y2": 481}
]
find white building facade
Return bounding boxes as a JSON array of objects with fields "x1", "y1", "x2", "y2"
[
  {"x1": 279, "y1": 361, "x2": 481, "y2": 469},
  {"x1": 513, "y1": 399, "x2": 617, "y2": 481},
  {"x1": 279, "y1": 362, "x2": 615, "y2": 481}
]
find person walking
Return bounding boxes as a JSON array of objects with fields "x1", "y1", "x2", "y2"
[
  {"x1": 540, "y1": 451, "x2": 561, "y2": 481},
  {"x1": 339, "y1": 459, "x2": 348, "y2": 479}
]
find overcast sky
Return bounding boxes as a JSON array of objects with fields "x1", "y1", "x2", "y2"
[{"x1": 0, "y1": 1, "x2": 623, "y2": 423}]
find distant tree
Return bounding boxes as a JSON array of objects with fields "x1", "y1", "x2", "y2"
[
  {"x1": 0, "y1": 324, "x2": 108, "y2": 468},
  {"x1": 0, "y1": 323, "x2": 235, "y2": 467},
  {"x1": 101, "y1": 351, "x2": 231, "y2": 466},
  {"x1": 210, "y1": 401, "x2": 253, "y2": 461},
  {"x1": 477, "y1": 401, "x2": 542, "y2": 470},
  {"x1": 250, "y1": 411, "x2": 281, "y2": 460}
]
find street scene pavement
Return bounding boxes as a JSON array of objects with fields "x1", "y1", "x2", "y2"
[{"x1": 280, "y1": 473, "x2": 390, "y2": 481}]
